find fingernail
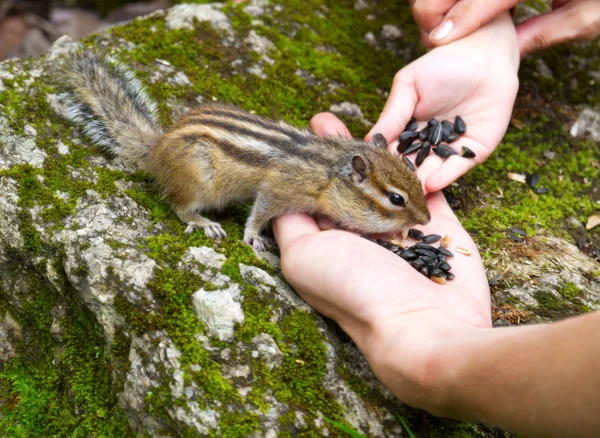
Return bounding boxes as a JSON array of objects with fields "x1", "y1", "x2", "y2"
[{"x1": 430, "y1": 20, "x2": 453, "y2": 42}]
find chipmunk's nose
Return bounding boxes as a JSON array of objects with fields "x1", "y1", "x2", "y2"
[{"x1": 415, "y1": 209, "x2": 431, "y2": 226}]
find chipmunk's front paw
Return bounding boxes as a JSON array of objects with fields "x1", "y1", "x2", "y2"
[
  {"x1": 185, "y1": 221, "x2": 227, "y2": 240},
  {"x1": 243, "y1": 233, "x2": 266, "y2": 251}
]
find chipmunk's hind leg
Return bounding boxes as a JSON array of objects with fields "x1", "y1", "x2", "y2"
[
  {"x1": 176, "y1": 208, "x2": 227, "y2": 240},
  {"x1": 243, "y1": 192, "x2": 280, "y2": 251}
]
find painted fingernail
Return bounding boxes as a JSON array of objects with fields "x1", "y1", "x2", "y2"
[{"x1": 430, "y1": 20, "x2": 453, "y2": 42}]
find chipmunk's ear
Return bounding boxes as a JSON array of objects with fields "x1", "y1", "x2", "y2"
[
  {"x1": 351, "y1": 154, "x2": 369, "y2": 184},
  {"x1": 370, "y1": 133, "x2": 388, "y2": 149}
]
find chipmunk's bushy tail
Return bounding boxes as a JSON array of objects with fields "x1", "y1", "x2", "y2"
[{"x1": 57, "y1": 52, "x2": 162, "y2": 170}]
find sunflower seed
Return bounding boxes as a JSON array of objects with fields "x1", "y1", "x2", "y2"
[
  {"x1": 438, "y1": 247, "x2": 454, "y2": 257},
  {"x1": 446, "y1": 272, "x2": 455, "y2": 281},
  {"x1": 442, "y1": 128, "x2": 451, "y2": 141},
  {"x1": 440, "y1": 234, "x2": 451, "y2": 248},
  {"x1": 433, "y1": 144, "x2": 457, "y2": 159},
  {"x1": 428, "y1": 123, "x2": 443, "y2": 145},
  {"x1": 404, "y1": 142, "x2": 423, "y2": 155},
  {"x1": 411, "y1": 243, "x2": 440, "y2": 252},
  {"x1": 411, "y1": 259, "x2": 426, "y2": 269},
  {"x1": 430, "y1": 275, "x2": 447, "y2": 285},
  {"x1": 416, "y1": 141, "x2": 431, "y2": 166},
  {"x1": 438, "y1": 262, "x2": 452, "y2": 272},
  {"x1": 455, "y1": 246, "x2": 471, "y2": 256},
  {"x1": 535, "y1": 187, "x2": 549, "y2": 194},
  {"x1": 427, "y1": 118, "x2": 438, "y2": 128},
  {"x1": 526, "y1": 172, "x2": 540, "y2": 188},
  {"x1": 419, "y1": 266, "x2": 429, "y2": 277},
  {"x1": 460, "y1": 146, "x2": 476, "y2": 158},
  {"x1": 511, "y1": 227, "x2": 527, "y2": 236},
  {"x1": 422, "y1": 234, "x2": 442, "y2": 244},
  {"x1": 454, "y1": 116, "x2": 466, "y2": 134},
  {"x1": 408, "y1": 229, "x2": 424, "y2": 240},
  {"x1": 446, "y1": 132, "x2": 460, "y2": 143},
  {"x1": 400, "y1": 249, "x2": 418, "y2": 260},
  {"x1": 442, "y1": 120, "x2": 454, "y2": 132},
  {"x1": 398, "y1": 130, "x2": 419, "y2": 152},
  {"x1": 402, "y1": 155, "x2": 416, "y2": 171},
  {"x1": 415, "y1": 248, "x2": 438, "y2": 259},
  {"x1": 405, "y1": 118, "x2": 418, "y2": 132},
  {"x1": 419, "y1": 127, "x2": 429, "y2": 141}
]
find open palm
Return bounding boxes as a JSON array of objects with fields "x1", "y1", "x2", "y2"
[
  {"x1": 275, "y1": 114, "x2": 492, "y2": 354},
  {"x1": 367, "y1": 41, "x2": 519, "y2": 193}
]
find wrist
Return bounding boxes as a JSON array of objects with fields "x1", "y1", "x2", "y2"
[{"x1": 353, "y1": 309, "x2": 487, "y2": 415}]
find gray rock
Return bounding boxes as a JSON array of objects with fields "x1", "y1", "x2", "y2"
[
  {"x1": 381, "y1": 24, "x2": 402, "y2": 40},
  {"x1": 0, "y1": 117, "x2": 47, "y2": 170},
  {"x1": 329, "y1": 101, "x2": 373, "y2": 126},
  {"x1": 165, "y1": 3, "x2": 230, "y2": 32},
  {"x1": 570, "y1": 108, "x2": 600, "y2": 141},
  {"x1": 192, "y1": 284, "x2": 244, "y2": 341}
]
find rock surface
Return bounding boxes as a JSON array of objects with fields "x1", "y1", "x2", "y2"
[{"x1": 0, "y1": 0, "x2": 598, "y2": 437}]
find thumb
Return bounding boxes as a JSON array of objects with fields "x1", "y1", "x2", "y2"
[
  {"x1": 428, "y1": 0, "x2": 517, "y2": 45},
  {"x1": 366, "y1": 69, "x2": 418, "y2": 147},
  {"x1": 516, "y1": 3, "x2": 600, "y2": 57}
]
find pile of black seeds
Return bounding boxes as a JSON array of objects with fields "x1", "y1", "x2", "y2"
[
  {"x1": 364, "y1": 229, "x2": 455, "y2": 284},
  {"x1": 397, "y1": 116, "x2": 475, "y2": 167}
]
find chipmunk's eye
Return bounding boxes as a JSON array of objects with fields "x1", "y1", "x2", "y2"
[{"x1": 388, "y1": 193, "x2": 405, "y2": 207}]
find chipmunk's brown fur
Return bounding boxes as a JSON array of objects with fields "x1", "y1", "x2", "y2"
[{"x1": 57, "y1": 52, "x2": 430, "y2": 250}]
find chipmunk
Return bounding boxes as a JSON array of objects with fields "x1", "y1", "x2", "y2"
[{"x1": 56, "y1": 52, "x2": 430, "y2": 250}]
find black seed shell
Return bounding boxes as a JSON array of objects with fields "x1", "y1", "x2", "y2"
[
  {"x1": 454, "y1": 116, "x2": 466, "y2": 134},
  {"x1": 416, "y1": 141, "x2": 431, "y2": 166},
  {"x1": 460, "y1": 146, "x2": 476, "y2": 158},
  {"x1": 441, "y1": 120, "x2": 455, "y2": 133},
  {"x1": 405, "y1": 119, "x2": 418, "y2": 132},
  {"x1": 419, "y1": 266, "x2": 429, "y2": 277},
  {"x1": 423, "y1": 234, "x2": 442, "y2": 244},
  {"x1": 433, "y1": 144, "x2": 458, "y2": 159},
  {"x1": 419, "y1": 127, "x2": 429, "y2": 141},
  {"x1": 428, "y1": 123, "x2": 443, "y2": 146},
  {"x1": 446, "y1": 272, "x2": 455, "y2": 281},
  {"x1": 402, "y1": 155, "x2": 416, "y2": 172},
  {"x1": 430, "y1": 269, "x2": 446, "y2": 279},
  {"x1": 411, "y1": 243, "x2": 439, "y2": 252},
  {"x1": 535, "y1": 187, "x2": 549, "y2": 194},
  {"x1": 400, "y1": 250, "x2": 418, "y2": 261},
  {"x1": 398, "y1": 130, "x2": 419, "y2": 153},
  {"x1": 421, "y1": 256, "x2": 437, "y2": 267},
  {"x1": 403, "y1": 142, "x2": 423, "y2": 155},
  {"x1": 438, "y1": 262, "x2": 452, "y2": 272},
  {"x1": 442, "y1": 127, "x2": 451, "y2": 141},
  {"x1": 415, "y1": 248, "x2": 438, "y2": 259},
  {"x1": 411, "y1": 259, "x2": 426, "y2": 269},
  {"x1": 408, "y1": 229, "x2": 424, "y2": 240},
  {"x1": 427, "y1": 118, "x2": 438, "y2": 128},
  {"x1": 376, "y1": 239, "x2": 402, "y2": 253},
  {"x1": 526, "y1": 173, "x2": 540, "y2": 188},
  {"x1": 438, "y1": 247, "x2": 454, "y2": 257},
  {"x1": 446, "y1": 132, "x2": 460, "y2": 143}
]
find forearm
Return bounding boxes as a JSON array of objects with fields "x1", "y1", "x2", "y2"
[
  {"x1": 444, "y1": 311, "x2": 600, "y2": 437},
  {"x1": 359, "y1": 311, "x2": 600, "y2": 437}
]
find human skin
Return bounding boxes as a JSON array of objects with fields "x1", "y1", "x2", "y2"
[
  {"x1": 411, "y1": 0, "x2": 600, "y2": 57},
  {"x1": 366, "y1": 12, "x2": 519, "y2": 193},
  {"x1": 274, "y1": 113, "x2": 600, "y2": 437}
]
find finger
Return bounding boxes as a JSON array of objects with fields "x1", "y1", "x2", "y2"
[
  {"x1": 516, "y1": 3, "x2": 600, "y2": 56},
  {"x1": 428, "y1": 0, "x2": 518, "y2": 45},
  {"x1": 366, "y1": 69, "x2": 418, "y2": 146},
  {"x1": 412, "y1": 0, "x2": 458, "y2": 32},
  {"x1": 424, "y1": 137, "x2": 491, "y2": 192},
  {"x1": 273, "y1": 214, "x2": 320, "y2": 254},
  {"x1": 310, "y1": 112, "x2": 352, "y2": 138}
]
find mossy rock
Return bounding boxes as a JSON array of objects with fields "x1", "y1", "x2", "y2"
[{"x1": 0, "y1": 0, "x2": 598, "y2": 436}]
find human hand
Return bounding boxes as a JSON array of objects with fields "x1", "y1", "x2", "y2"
[
  {"x1": 274, "y1": 113, "x2": 491, "y2": 408},
  {"x1": 366, "y1": 13, "x2": 519, "y2": 193},
  {"x1": 412, "y1": 0, "x2": 600, "y2": 56}
]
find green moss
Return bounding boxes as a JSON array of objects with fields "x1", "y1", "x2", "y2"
[{"x1": 0, "y1": 265, "x2": 132, "y2": 436}]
